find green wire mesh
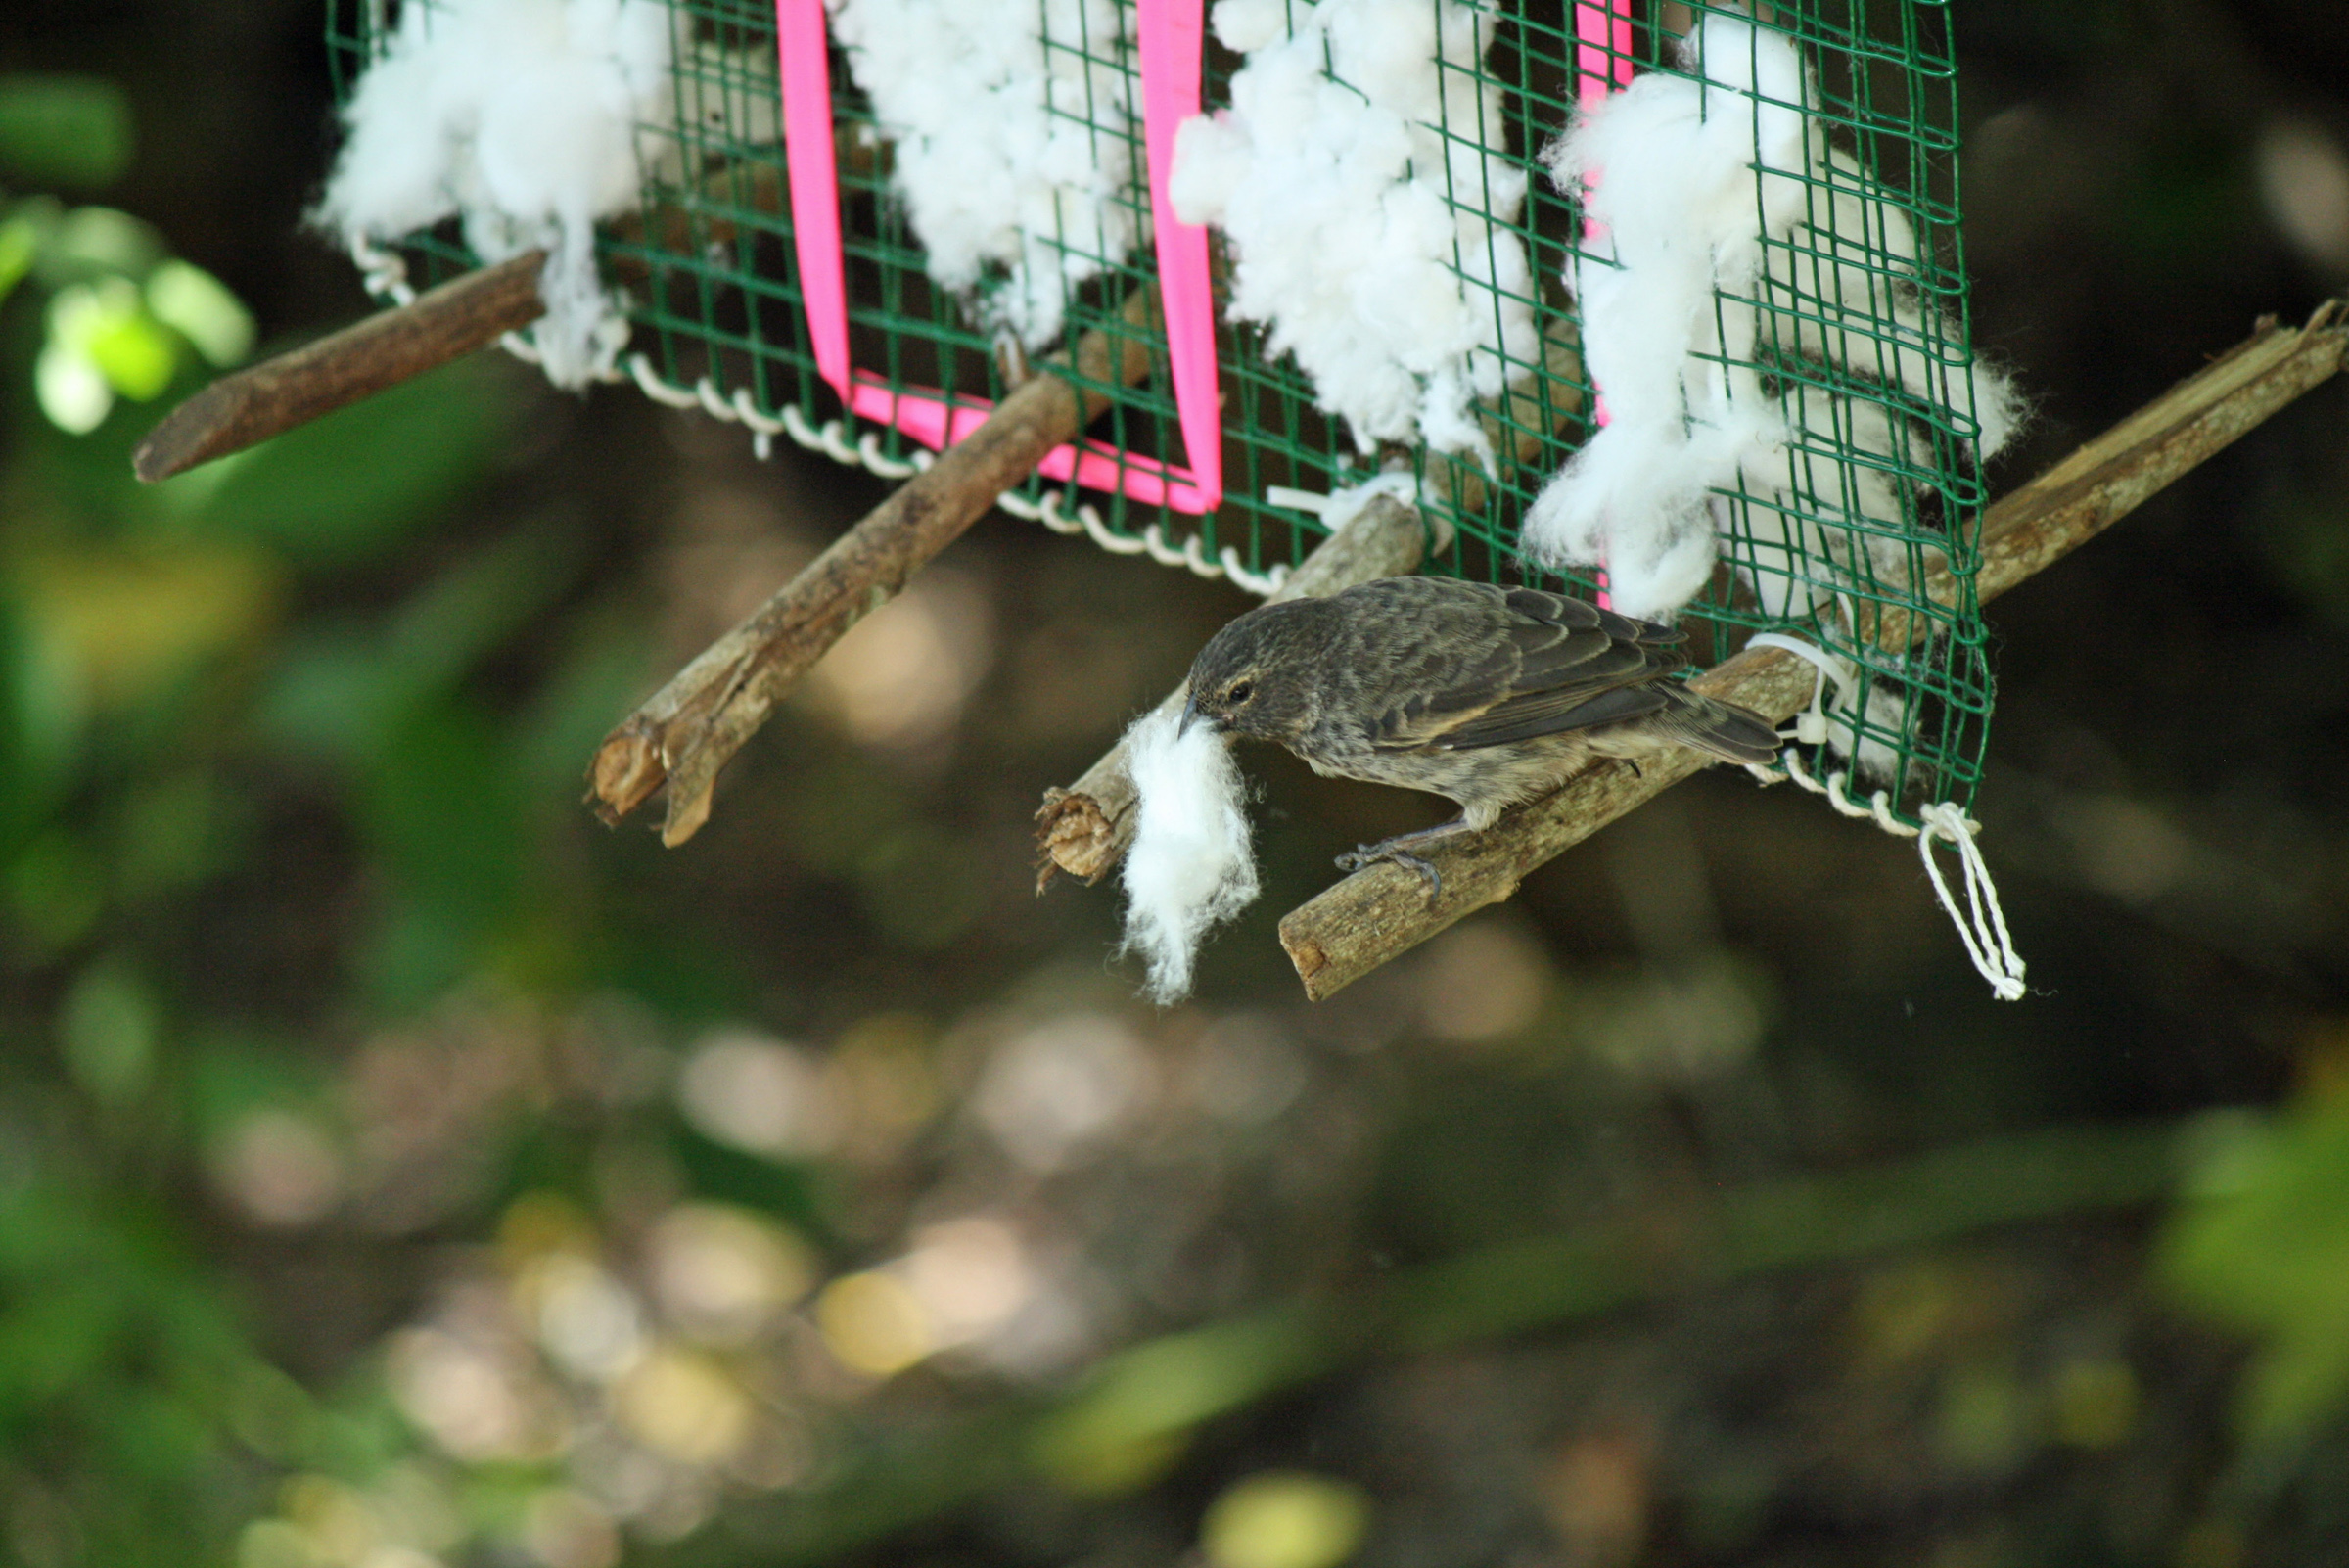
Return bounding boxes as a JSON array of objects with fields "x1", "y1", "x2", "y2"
[{"x1": 324, "y1": 0, "x2": 2000, "y2": 825}]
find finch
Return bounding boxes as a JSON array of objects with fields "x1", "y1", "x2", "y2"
[{"x1": 1179, "y1": 575, "x2": 1779, "y2": 891}]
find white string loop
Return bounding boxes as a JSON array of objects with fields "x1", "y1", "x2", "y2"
[
  {"x1": 727, "y1": 386, "x2": 785, "y2": 435},
  {"x1": 1738, "y1": 634, "x2": 2026, "y2": 1001},
  {"x1": 627, "y1": 353, "x2": 702, "y2": 407},
  {"x1": 858, "y1": 430, "x2": 920, "y2": 480},
  {"x1": 691, "y1": 376, "x2": 734, "y2": 420},
  {"x1": 1221, "y1": 547, "x2": 1288, "y2": 596},
  {"x1": 1916, "y1": 802, "x2": 2029, "y2": 1001}
]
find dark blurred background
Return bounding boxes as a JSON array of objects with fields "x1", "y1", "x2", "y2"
[{"x1": 4, "y1": 3, "x2": 2349, "y2": 1567}]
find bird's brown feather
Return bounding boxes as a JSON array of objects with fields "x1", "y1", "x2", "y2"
[{"x1": 1355, "y1": 579, "x2": 1686, "y2": 756}]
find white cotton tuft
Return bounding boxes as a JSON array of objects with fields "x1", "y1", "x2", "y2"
[
  {"x1": 829, "y1": 0, "x2": 1143, "y2": 351},
  {"x1": 1968, "y1": 355, "x2": 2031, "y2": 464},
  {"x1": 1173, "y1": 0, "x2": 1538, "y2": 461},
  {"x1": 1527, "y1": 12, "x2": 2024, "y2": 622},
  {"x1": 1118, "y1": 703, "x2": 1261, "y2": 1005},
  {"x1": 317, "y1": 0, "x2": 673, "y2": 388},
  {"x1": 1521, "y1": 14, "x2": 1806, "y2": 604},
  {"x1": 1210, "y1": 0, "x2": 1289, "y2": 53},
  {"x1": 1828, "y1": 676, "x2": 1915, "y2": 788}
]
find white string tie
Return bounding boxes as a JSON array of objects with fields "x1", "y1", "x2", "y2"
[{"x1": 1746, "y1": 631, "x2": 1856, "y2": 746}]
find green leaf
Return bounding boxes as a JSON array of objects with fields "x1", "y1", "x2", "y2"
[
  {"x1": 34, "y1": 337, "x2": 112, "y2": 433},
  {"x1": 49, "y1": 277, "x2": 177, "y2": 400},
  {"x1": 40, "y1": 205, "x2": 162, "y2": 281},
  {"x1": 5, "y1": 830, "x2": 105, "y2": 955},
  {"x1": 83, "y1": 307, "x2": 177, "y2": 400},
  {"x1": 0, "y1": 76, "x2": 134, "y2": 188},
  {"x1": 260, "y1": 522, "x2": 585, "y2": 766},
  {"x1": 0, "y1": 216, "x2": 35, "y2": 307},
  {"x1": 145, "y1": 259, "x2": 253, "y2": 367}
]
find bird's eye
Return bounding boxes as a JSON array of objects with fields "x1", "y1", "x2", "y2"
[{"x1": 1226, "y1": 679, "x2": 1255, "y2": 704}]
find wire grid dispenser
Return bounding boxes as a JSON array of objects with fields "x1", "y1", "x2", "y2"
[{"x1": 324, "y1": 0, "x2": 2022, "y2": 992}]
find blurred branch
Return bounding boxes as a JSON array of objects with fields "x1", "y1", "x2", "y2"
[
  {"x1": 132, "y1": 252, "x2": 548, "y2": 483},
  {"x1": 1033, "y1": 493, "x2": 1433, "y2": 889},
  {"x1": 591, "y1": 288, "x2": 1162, "y2": 845},
  {"x1": 705, "y1": 1121, "x2": 2180, "y2": 1567},
  {"x1": 1279, "y1": 299, "x2": 2349, "y2": 1001}
]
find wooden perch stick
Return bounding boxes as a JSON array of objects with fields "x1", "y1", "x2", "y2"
[
  {"x1": 1278, "y1": 299, "x2": 2348, "y2": 1001},
  {"x1": 590, "y1": 289, "x2": 1162, "y2": 845},
  {"x1": 1034, "y1": 492, "x2": 1433, "y2": 889},
  {"x1": 133, "y1": 251, "x2": 548, "y2": 483}
]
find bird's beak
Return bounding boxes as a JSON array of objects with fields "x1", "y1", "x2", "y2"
[{"x1": 1179, "y1": 691, "x2": 1210, "y2": 738}]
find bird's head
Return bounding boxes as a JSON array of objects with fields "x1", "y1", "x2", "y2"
[{"x1": 1180, "y1": 599, "x2": 1331, "y2": 744}]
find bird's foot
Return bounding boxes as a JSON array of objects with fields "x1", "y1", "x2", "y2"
[
  {"x1": 1335, "y1": 824, "x2": 1469, "y2": 904},
  {"x1": 1334, "y1": 844, "x2": 1443, "y2": 901}
]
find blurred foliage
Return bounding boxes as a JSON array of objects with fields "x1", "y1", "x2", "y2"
[
  {"x1": 1202, "y1": 1472, "x2": 1372, "y2": 1568},
  {"x1": 2, "y1": 187, "x2": 253, "y2": 437},
  {"x1": 4, "y1": 9, "x2": 2349, "y2": 1568},
  {"x1": 0, "y1": 76, "x2": 133, "y2": 191},
  {"x1": 2163, "y1": 1064, "x2": 2349, "y2": 1443}
]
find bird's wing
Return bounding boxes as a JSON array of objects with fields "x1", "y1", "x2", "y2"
[{"x1": 1368, "y1": 585, "x2": 1686, "y2": 753}]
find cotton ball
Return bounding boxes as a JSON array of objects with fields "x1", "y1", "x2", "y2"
[
  {"x1": 1523, "y1": 421, "x2": 1653, "y2": 568},
  {"x1": 1734, "y1": 504, "x2": 1835, "y2": 621},
  {"x1": 1693, "y1": 14, "x2": 1810, "y2": 248},
  {"x1": 1170, "y1": 114, "x2": 1249, "y2": 226},
  {"x1": 316, "y1": 32, "x2": 474, "y2": 243},
  {"x1": 1415, "y1": 364, "x2": 1492, "y2": 468},
  {"x1": 1527, "y1": 14, "x2": 1820, "y2": 608},
  {"x1": 318, "y1": 0, "x2": 673, "y2": 390},
  {"x1": 1581, "y1": 398, "x2": 1787, "y2": 618},
  {"x1": 1601, "y1": 516, "x2": 1718, "y2": 621},
  {"x1": 832, "y1": 0, "x2": 1141, "y2": 351},
  {"x1": 1326, "y1": 0, "x2": 1448, "y2": 118},
  {"x1": 1173, "y1": 0, "x2": 1534, "y2": 459},
  {"x1": 1211, "y1": 0, "x2": 1289, "y2": 52},
  {"x1": 1119, "y1": 703, "x2": 1260, "y2": 1005},
  {"x1": 1827, "y1": 678, "x2": 1914, "y2": 789},
  {"x1": 1968, "y1": 357, "x2": 2030, "y2": 465}
]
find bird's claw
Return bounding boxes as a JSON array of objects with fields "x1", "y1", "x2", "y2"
[{"x1": 1335, "y1": 844, "x2": 1444, "y2": 903}]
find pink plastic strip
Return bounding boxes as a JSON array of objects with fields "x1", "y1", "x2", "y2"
[
  {"x1": 1138, "y1": 0, "x2": 1222, "y2": 510},
  {"x1": 1573, "y1": 0, "x2": 1634, "y2": 605},
  {"x1": 772, "y1": 0, "x2": 1221, "y2": 515},
  {"x1": 776, "y1": 0, "x2": 848, "y2": 396},
  {"x1": 1574, "y1": 0, "x2": 1635, "y2": 106}
]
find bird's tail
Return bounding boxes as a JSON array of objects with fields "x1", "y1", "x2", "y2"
[{"x1": 1656, "y1": 688, "x2": 1783, "y2": 766}]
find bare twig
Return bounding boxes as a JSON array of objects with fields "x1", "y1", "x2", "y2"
[
  {"x1": 1277, "y1": 300, "x2": 2348, "y2": 1001},
  {"x1": 591, "y1": 288, "x2": 1162, "y2": 845},
  {"x1": 133, "y1": 252, "x2": 549, "y2": 483},
  {"x1": 1033, "y1": 493, "x2": 1434, "y2": 889}
]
